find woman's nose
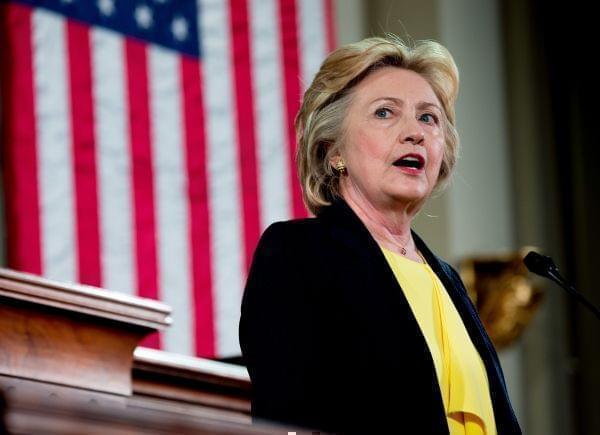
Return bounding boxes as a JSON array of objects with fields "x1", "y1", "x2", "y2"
[{"x1": 401, "y1": 121, "x2": 425, "y2": 145}]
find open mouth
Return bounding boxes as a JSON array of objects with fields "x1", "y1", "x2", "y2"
[{"x1": 393, "y1": 153, "x2": 425, "y2": 170}]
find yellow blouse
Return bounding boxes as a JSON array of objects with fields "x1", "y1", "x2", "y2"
[{"x1": 380, "y1": 245, "x2": 497, "y2": 435}]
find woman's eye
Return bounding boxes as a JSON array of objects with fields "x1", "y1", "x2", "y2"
[
  {"x1": 420, "y1": 113, "x2": 439, "y2": 124},
  {"x1": 374, "y1": 107, "x2": 392, "y2": 119}
]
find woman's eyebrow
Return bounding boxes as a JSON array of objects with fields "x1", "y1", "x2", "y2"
[{"x1": 370, "y1": 97, "x2": 442, "y2": 112}]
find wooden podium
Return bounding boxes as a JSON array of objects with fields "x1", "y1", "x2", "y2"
[{"x1": 0, "y1": 268, "x2": 305, "y2": 434}]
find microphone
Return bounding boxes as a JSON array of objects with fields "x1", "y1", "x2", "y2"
[{"x1": 523, "y1": 251, "x2": 600, "y2": 320}]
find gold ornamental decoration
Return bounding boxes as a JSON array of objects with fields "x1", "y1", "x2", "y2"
[{"x1": 459, "y1": 246, "x2": 544, "y2": 349}]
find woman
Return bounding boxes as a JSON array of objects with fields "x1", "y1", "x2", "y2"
[{"x1": 239, "y1": 35, "x2": 522, "y2": 435}]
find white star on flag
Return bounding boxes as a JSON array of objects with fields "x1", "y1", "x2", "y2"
[
  {"x1": 134, "y1": 4, "x2": 153, "y2": 29},
  {"x1": 171, "y1": 16, "x2": 188, "y2": 41},
  {"x1": 98, "y1": 0, "x2": 115, "y2": 17}
]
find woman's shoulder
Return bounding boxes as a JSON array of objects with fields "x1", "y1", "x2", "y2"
[
  {"x1": 251, "y1": 217, "x2": 331, "y2": 275},
  {"x1": 259, "y1": 216, "x2": 327, "y2": 245}
]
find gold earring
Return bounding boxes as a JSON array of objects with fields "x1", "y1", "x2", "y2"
[{"x1": 334, "y1": 159, "x2": 347, "y2": 174}]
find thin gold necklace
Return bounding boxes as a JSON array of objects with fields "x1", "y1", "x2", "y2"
[
  {"x1": 362, "y1": 217, "x2": 414, "y2": 257},
  {"x1": 379, "y1": 234, "x2": 409, "y2": 256},
  {"x1": 379, "y1": 235, "x2": 427, "y2": 265}
]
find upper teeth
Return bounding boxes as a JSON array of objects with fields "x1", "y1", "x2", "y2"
[{"x1": 402, "y1": 157, "x2": 419, "y2": 161}]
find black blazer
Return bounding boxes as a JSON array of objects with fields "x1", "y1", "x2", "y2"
[{"x1": 239, "y1": 198, "x2": 522, "y2": 434}]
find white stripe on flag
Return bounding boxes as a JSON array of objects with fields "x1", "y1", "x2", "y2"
[
  {"x1": 149, "y1": 45, "x2": 194, "y2": 355},
  {"x1": 33, "y1": 9, "x2": 76, "y2": 282},
  {"x1": 297, "y1": 0, "x2": 328, "y2": 91},
  {"x1": 91, "y1": 28, "x2": 136, "y2": 295},
  {"x1": 250, "y1": 0, "x2": 292, "y2": 230},
  {"x1": 198, "y1": 0, "x2": 245, "y2": 356}
]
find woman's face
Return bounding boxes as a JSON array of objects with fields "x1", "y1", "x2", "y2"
[{"x1": 334, "y1": 67, "x2": 446, "y2": 211}]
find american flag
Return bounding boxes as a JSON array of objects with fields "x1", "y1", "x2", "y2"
[{"x1": 0, "y1": 0, "x2": 334, "y2": 358}]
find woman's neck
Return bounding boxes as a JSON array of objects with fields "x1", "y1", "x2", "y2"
[{"x1": 339, "y1": 179, "x2": 424, "y2": 262}]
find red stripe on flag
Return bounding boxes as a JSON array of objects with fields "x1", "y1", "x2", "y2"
[
  {"x1": 124, "y1": 39, "x2": 161, "y2": 349},
  {"x1": 278, "y1": 0, "x2": 307, "y2": 218},
  {"x1": 66, "y1": 20, "x2": 102, "y2": 287},
  {"x1": 324, "y1": 0, "x2": 336, "y2": 52},
  {"x1": 180, "y1": 56, "x2": 216, "y2": 357},
  {"x1": 0, "y1": 3, "x2": 42, "y2": 274},
  {"x1": 229, "y1": 0, "x2": 262, "y2": 272}
]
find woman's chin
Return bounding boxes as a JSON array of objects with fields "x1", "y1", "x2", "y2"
[{"x1": 386, "y1": 188, "x2": 430, "y2": 205}]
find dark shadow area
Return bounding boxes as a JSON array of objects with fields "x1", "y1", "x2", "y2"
[
  {"x1": 0, "y1": 389, "x2": 8, "y2": 434},
  {"x1": 528, "y1": 2, "x2": 600, "y2": 433},
  {"x1": 215, "y1": 355, "x2": 245, "y2": 366}
]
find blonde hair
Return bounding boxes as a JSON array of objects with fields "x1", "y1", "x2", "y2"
[{"x1": 296, "y1": 35, "x2": 460, "y2": 215}]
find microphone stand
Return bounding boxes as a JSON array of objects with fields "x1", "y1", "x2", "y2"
[{"x1": 544, "y1": 268, "x2": 600, "y2": 320}]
